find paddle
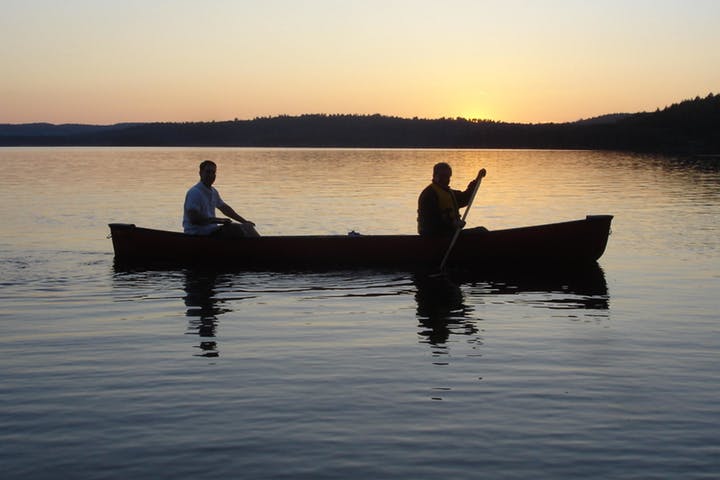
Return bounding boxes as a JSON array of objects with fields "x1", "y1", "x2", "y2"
[{"x1": 437, "y1": 168, "x2": 486, "y2": 271}]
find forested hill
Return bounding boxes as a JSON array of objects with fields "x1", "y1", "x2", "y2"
[{"x1": 1, "y1": 94, "x2": 718, "y2": 153}]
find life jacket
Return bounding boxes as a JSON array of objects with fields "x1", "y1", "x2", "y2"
[{"x1": 430, "y1": 182, "x2": 460, "y2": 224}]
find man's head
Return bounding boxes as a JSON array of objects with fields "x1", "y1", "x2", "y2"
[
  {"x1": 432, "y1": 162, "x2": 452, "y2": 188},
  {"x1": 199, "y1": 160, "x2": 217, "y2": 187}
]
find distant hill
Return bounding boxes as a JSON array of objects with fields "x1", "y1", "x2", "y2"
[
  {"x1": 0, "y1": 122, "x2": 143, "y2": 137},
  {"x1": 573, "y1": 113, "x2": 631, "y2": 125},
  {"x1": 1, "y1": 94, "x2": 717, "y2": 153}
]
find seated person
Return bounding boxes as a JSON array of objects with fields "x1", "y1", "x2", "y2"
[
  {"x1": 183, "y1": 160, "x2": 259, "y2": 237},
  {"x1": 417, "y1": 162, "x2": 485, "y2": 236}
]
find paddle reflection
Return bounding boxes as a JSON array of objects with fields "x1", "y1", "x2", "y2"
[
  {"x1": 413, "y1": 263, "x2": 609, "y2": 348},
  {"x1": 414, "y1": 274, "x2": 478, "y2": 348},
  {"x1": 183, "y1": 270, "x2": 232, "y2": 358}
]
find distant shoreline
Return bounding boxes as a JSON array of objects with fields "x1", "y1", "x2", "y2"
[{"x1": 1, "y1": 94, "x2": 717, "y2": 154}]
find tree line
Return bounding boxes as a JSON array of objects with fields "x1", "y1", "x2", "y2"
[{"x1": 1, "y1": 93, "x2": 717, "y2": 153}]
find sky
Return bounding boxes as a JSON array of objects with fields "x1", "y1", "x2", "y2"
[{"x1": 1, "y1": 0, "x2": 718, "y2": 125}]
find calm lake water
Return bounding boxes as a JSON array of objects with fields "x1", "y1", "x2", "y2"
[{"x1": 1, "y1": 148, "x2": 719, "y2": 479}]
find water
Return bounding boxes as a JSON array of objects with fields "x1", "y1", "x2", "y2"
[{"x1": 1, "y1": 148, "x2": 719, "y2": 479}]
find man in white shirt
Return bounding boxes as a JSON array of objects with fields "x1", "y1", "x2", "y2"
[{"x1": 183, "y1": 160, "x2": 259, "y2": 237}]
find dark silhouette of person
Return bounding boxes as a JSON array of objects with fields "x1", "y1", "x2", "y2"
[{"x1": 417, "y1": 163, "x2": 486, "y2": 236}]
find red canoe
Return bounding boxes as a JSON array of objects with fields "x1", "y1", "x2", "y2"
[{"x1": 109, "y1": 215, "x2": 612, "y2": 270}]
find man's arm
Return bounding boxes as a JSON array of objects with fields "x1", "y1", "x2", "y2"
[
  {"x1": 453, "y1": 181, "x2": 474, "y2": 207},
  {"x1": 186, "y1": 205, "x2": 232, "y2": 226},
  {"x1": 218, "y1": 203, "x2": 255, "y2": 226},
  {"x1": 455, "y1": 170, "x2": 485, "y2": 207}
]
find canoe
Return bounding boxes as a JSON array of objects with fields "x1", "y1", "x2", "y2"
[{"x1": 108, "y1": 215, "x2": 612, "y2": 270}]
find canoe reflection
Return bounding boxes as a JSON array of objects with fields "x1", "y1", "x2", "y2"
[
  {"x1": 183, "y1": 270, "x2": 232, "y2": 358},
  {"x1": 414, "y1": 263, "x2": 609, "y2": 347}
]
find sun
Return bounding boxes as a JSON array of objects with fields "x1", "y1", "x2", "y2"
[{"x1": 457, "y1": 108, "x2": 497, "y2": 122}]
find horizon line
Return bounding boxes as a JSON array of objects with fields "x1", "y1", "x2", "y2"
[{"x1": 2, "y1": 91, "x2": 715, "y2": 128}]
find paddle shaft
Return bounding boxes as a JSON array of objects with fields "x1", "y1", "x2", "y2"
[{"x1": 438, "y1": 169, "x2": 486, "y2": 270}]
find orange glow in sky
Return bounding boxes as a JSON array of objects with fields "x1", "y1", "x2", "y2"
[{"x1": 1, "y1": 0, "x2": 718, "y2": 124}]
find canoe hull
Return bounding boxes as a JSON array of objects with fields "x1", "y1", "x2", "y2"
[{"x1": 109, "y1": 215, "x2": 613, "y2": 270}]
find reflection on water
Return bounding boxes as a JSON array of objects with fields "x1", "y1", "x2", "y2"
[
  {"x1": 113, "y1": 263, "x2": 610, "y2": 362},
  {"x1": 414, "y1": 274, "x2": 478, "y2": 348},
  {"x1": 414, "y1": 263, "x2": 609, "y2": 349},
  {"x1": 183, "y1": 270, "x2": 231, "y2": 358},
  {"x1": 112, "y1": 266, "x2": 237, "y2": 358},
  {"x1": 460, "y1": 262, "x2": 609, "y2": 309}
]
